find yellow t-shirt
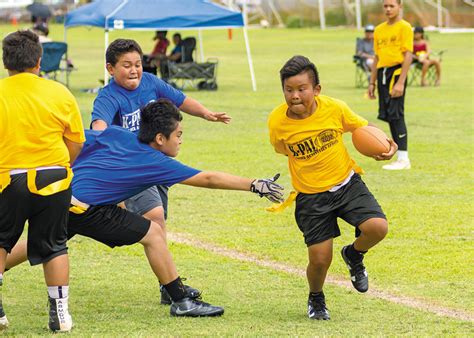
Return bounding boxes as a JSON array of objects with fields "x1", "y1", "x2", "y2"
[
  {"x1": 0, "y1": 73, "x2": 85, "y2": 169},
  {"x1": 374, "y1": 19, "x2": 413, "y2": 68},
  {"x1": 268, "y1": 95, "x2": 368, "y2": 194}
]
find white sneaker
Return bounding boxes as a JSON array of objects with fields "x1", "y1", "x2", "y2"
[
  {"x1": 382, "y1": 159, "x2": 411, "y2": 170},
  {"x1": 48, "y1": 296, "x2": 73, "y2": 332},
  {"x1": 0, "y1": 315, "x2": 8, "y2": 330}
]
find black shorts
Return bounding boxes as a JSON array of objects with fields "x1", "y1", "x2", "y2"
[
  {"x1": 295, "y1": 174, "x2": 386, "y2": 247},
  {"x1": 0, "y1": 169, "x2": 70, "y2": 265},
  {"x1": 68, "y1": 204, "x2": 151, "y2": 248},
  {"x1": 377, "y1": 65, "x2": 408, "y2": 122}
]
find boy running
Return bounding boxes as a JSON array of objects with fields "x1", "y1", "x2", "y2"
[
  {"x1": 369, "y1": 0, "x2": 413, "y2": 170},
  {"x1": 6, "y1": 99, "x2": 283, "y2": 319},
  {"x1": 91, "y1": 39, "x2": 230, "y2": 302},
  {"x1": 268, "y1": 56, "x2": 397, "y2": 320},
  {"x1": 0, "y1": 30, "x2": 85, "y2": 332}
]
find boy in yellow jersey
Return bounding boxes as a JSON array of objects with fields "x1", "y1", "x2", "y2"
[
  {"x1": 369, "y1": 0, "x2": 413, "y2": 170},
  {"x1": 0, "y1": 30, "x2": 85, "y2": 332},
  {"x1": 268, "y1": 56, "x2": 397, "y2": 320}
]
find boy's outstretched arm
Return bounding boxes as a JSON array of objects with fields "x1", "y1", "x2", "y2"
[
  {"x1": 180, "y1": 172, "x2": 284, "y2": 203},
  {"x1": 179, "y1": 97, "x2": 231, "y2": 124}
]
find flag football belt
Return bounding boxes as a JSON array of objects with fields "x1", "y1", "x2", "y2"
[
  {"x1": 382, "y1": 65, "x2": 402, "y2": 93},
  {"x1": 266, "y1": 170, "x2": 358, "y2": 213},
  {"x1": 0, "y1": 166, "x2": 72, "y2": 195},
  {"x1": 69, "y1": 196, "x2": 90, "y2": 214}
]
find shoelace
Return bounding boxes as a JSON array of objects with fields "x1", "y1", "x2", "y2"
[{"x1": 310, "y1": 298, "x2": 328, "y2": 312}]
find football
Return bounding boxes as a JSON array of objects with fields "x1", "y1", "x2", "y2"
[{"x1": 352, "y1": 126, "x2": 390, "y2": 157}]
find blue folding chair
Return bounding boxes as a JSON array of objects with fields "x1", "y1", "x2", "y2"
[{"x1": 40, "y1": 42, "x2": 73, "y2": 87}]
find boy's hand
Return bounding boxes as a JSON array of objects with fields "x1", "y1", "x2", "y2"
[
  {"x1": 251, "y1": 173, "x2": 284, "y2": 203},
  {"x1": 390, "y1": 82, "x2": 405, "y2": 98},
  {"x1": 373, "y1": 139, "x2": 398, "y2": 161},
  {"x1": 368, "y1": 83, "x2": 376, "y2": 100},
  {"x1": 203, "y1": 111, "x2": 232, "y2": 124}
]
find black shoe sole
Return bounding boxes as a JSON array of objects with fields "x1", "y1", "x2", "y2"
[{"x1": 171, "y1": 310, "x2": 224, "y2": 317}]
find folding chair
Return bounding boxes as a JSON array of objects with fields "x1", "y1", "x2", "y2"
[
  {"x1": 353, "y1": 38, "x2": 372, "y2": 88},
  {"x1": 161, "y1": 37, "x2": 219, "y2": 90},
  {"x1": 40, "y1": 42, "x2": 74, "y2": 87},
  {"x1": 408, "y1": 50, "x2": 445, "y2": 86}
]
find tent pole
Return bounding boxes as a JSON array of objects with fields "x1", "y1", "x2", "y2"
[
  {"x1": 198, "y1": 29, "x2": 204, "y2": 62},
  {"x1": 243, "y1": 26, "x2": 256, "y2": 92},
  {"x1": 242, "y1": 1, "x2": 256, "y2": 91}
]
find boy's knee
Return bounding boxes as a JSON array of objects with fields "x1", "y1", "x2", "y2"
[
  {"x1": 361, "y1": 218, "x2": 388, "y2": 239},
  {"x1": 308, "y1": 255, "x2": 332, "y2": 271},
  {"x1": 141, "y1": 221, "x2": 166, "y2": 245}
]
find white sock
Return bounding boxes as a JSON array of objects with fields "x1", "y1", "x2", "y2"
[
  {"x1": 48, "y1": 286, "x2": 69, "y2": 299},
  {"x1": 397, "y1": 150, "x2": 409, "y2": 161}
]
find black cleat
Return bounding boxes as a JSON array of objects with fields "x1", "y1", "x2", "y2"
[
  {"x1": 160, "y1": 284, "x2": 201, "y2": 305},
  {"x1": 341, "y1": 245, "x2": 369, "y2": 293},
  {"x1": 307, "y1": 296, "x2": 330, "y2": 320},
  {"x1": 170, "y1": 297, "x2": 224, "y2": 317}
]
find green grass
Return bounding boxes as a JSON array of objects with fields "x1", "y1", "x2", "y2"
[{"x1": 1, "y1": 24, "x2": 473, "y2": 335}]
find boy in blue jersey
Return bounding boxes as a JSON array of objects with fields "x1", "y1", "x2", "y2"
[
  {"x1": 91, "y1": 39, "x2": 232, "y2": 303},
  {"x1": 5, "y1": 99, "x2": 284, "y2": 318}
]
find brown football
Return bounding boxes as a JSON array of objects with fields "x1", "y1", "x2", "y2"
[{"x1": 352, "y1": 126, "x2": 390, "y2": 157}]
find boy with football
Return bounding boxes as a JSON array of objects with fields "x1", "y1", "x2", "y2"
[{"x1": 268, "y1": 55, "x2": 397, "y2": 320}]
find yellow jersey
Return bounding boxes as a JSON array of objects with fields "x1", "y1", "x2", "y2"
[
  {"x1": 268, "y1": 95, "x2": 368, "y2": 194},
  {"x1": 0, "y1": 73, "x2": 85, "y2": 170},
  {"x1": 374, "y1": 19, "x2": 413, "y2": 68}
]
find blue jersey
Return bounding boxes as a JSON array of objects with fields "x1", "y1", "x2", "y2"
[
  {"x1": 91, "y1": 72, "x2": 186, "y2": 133},
  {"x1": 72, "y1": 127, "x2": 200, "y2": 205}
]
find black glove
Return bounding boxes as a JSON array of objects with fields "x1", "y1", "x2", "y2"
[{"x1": 250, "y1": 173, "x2": 284, "y2": 203}]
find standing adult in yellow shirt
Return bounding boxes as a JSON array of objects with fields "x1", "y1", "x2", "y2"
[
  {"x1": 0, "y1": 30, "x2": 85, "y2": 332},
  {"x1": 268, "y1": 56, "x2": 397, "y2": 320},
  {"x1": 369, "y1": 0, "x2": 413, "y2": 170}
]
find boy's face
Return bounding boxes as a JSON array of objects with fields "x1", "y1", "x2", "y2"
[
  {"x1": 383, "y1": 0, "x2": 401, "y2": 21},
  {"x1": 156, "y1": 122, "x2": 183, "y2": 158},
  {"x1": 283, "y1": 71, "x2": 321, "y2": 120},
  {"x1": 106, "y1": 51, "x2": 142, "y2": 91}
]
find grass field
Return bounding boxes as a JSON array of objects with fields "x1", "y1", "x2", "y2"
[{"x1": 1, "y1": 24, "x2": 473, "y2": 336}]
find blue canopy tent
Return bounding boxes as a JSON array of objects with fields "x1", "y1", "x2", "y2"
[{"x1": 65, "y1": 0, "x2": 256, "y2": 90}]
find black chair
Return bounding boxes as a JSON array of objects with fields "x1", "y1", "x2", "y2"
[
  {"x1": 161, "y1": 37, "x2": 218, "y2": 91},
  {"x1": 40, "y1": 42, "x2": 74, "y2": 87},
  {"x1": 353, "y1": 38, "x2": 372, "y2": 88}
]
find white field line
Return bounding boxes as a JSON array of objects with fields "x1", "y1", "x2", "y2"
[{"x1": 169, "y1": 232, "x2": 473, "y2": 322}]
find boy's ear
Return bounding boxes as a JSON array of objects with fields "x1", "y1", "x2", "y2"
[
  {"x1": 313, "y1": 84, "x2": 322, "y2": 96},
  {"x1": 106, "y1": 63, "x2": 114, "y2": 76},
  {"x1": 154, "y1": 133, "x2": 165, "y2": 146}
]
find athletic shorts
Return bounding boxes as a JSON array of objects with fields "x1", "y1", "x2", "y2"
[
  {"x1": 0, "y1": 169, "x2": 70, "y2": 265},
  {"x1": 124, "y1": 185, "x2": 169, "y2": 218},
  {"x1": 295, "y1": 174, "x2": 386, "y2": 247},
  {"x1": 68, "y1": 204, "x2": 151, "y2": 248},
  {"x1": 377, "y1": 65, "x2": 408, "y2": 122}
]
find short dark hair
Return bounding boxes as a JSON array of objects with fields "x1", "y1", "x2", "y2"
[
  {"x1": 138, "y1": 99, "x2": 183, "y2": 143},
  {"x1": 280, "y1": 55, "x2": 319, "y2": 88},
  {"x1": 173, "y1": 33, "x2": 182, "y2": 40},
  {"x1": 2, "y1": 29, "x2": 42, "y2": 72},
  {"x1": 106, "y1": 38, "x2": 143, "y2": 66}
]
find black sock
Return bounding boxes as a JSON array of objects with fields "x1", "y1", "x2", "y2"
[
  {"x1": 346, "y1": 244, "x2": 366, "y2": 263},
  {"x1": 163, "y1": 277, "x2": 187, "y2": 302},
  {"x1": 309, "y1": 291, "x2": 324, "y2": 300}
]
